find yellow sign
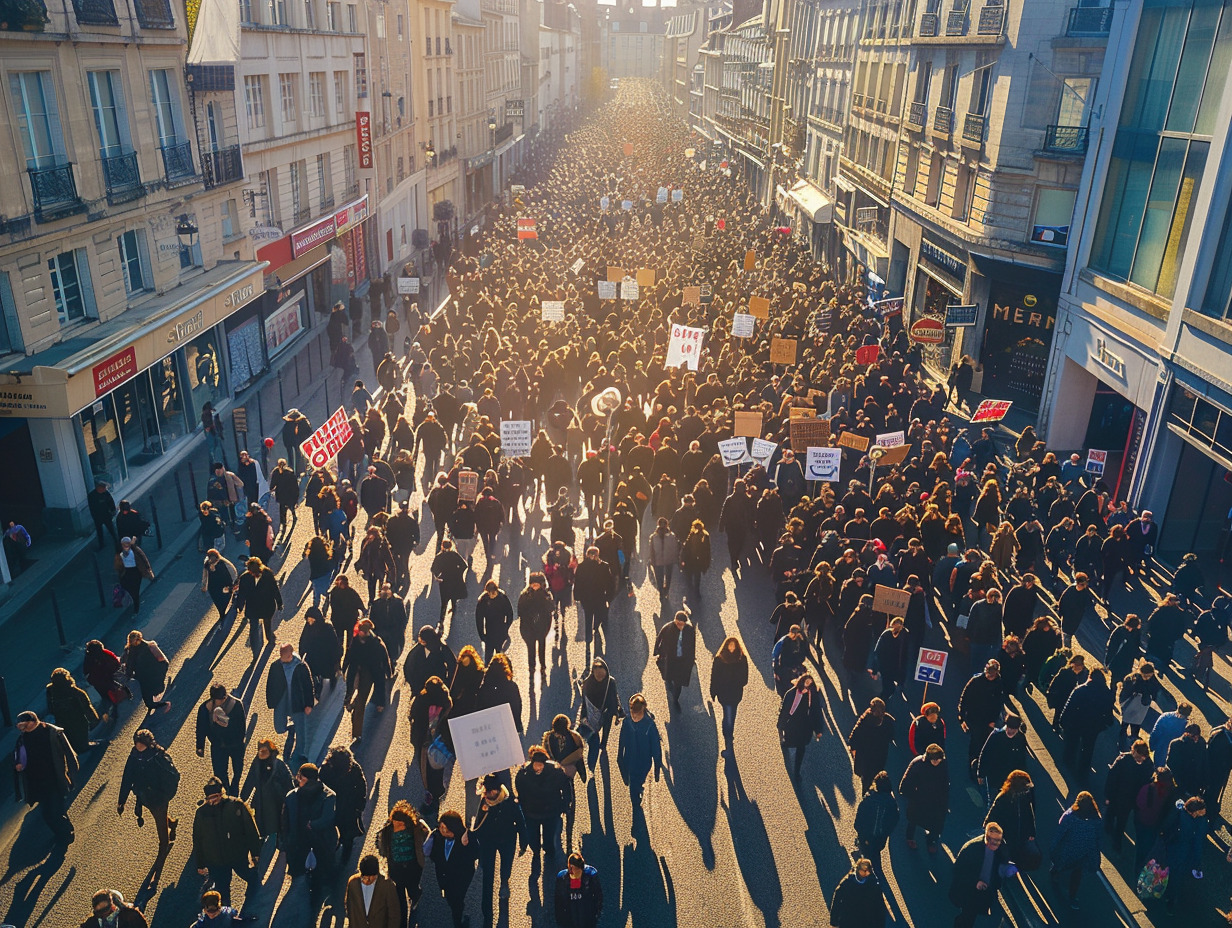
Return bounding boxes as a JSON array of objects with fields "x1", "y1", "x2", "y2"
[
  {"x1": 744, "y1": 250, "x2": 756, "y2": 272},
  {"x1": 770, "y1": 337, "x2": 798, "y2": 365},
  {"x1": 683, "y1": 286, "x2": 701, "y2": 305},
  {"x1": 636, "y1": 268, "x2": 655, "y2": 287},
  {"x1": 607, "y1": 266, "x2": 625, "y2": 283},
  {"x1": 749, "y1": 296, "x2": 771, "y2": 319}
]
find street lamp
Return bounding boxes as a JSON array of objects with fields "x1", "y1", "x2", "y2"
[
  {"x1": 425, "y1": 141, "x2": 436, "y2": 168},
  {"x1": 867, "y1": 446, "x2": 885, "y2": 494},
  {"x1": 591, "y1": 386, "x2": 622, "y2": 516},
  {"x1": 488, "y1": 111, "x2": 498, "y2": 203}
]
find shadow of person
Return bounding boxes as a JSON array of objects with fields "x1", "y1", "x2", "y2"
[
  {"x1": 662, "y1": 702, "x2": 718, "y2": 869},
  {"x1": 0, "y1": 836, "x2": 69, "y2": 926},
  {"x1": 721, "y1": 790, "x2": 783, "y2": 928},
  {"x1": 619, "y1": 838, "x2": 677, "y2": 928}
]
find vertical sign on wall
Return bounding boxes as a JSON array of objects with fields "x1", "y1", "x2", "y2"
[{"x1": 356, "y1": 112, "x2": 373, "y2": 168}]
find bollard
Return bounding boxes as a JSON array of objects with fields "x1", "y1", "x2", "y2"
[
  {"x1": 173, "y1": 470, "x2": 187, "y2": 522},
  {"x1": 189, "y1": 467, "x2": 199, "y2": 507},
  {"x1": 50, "y1": 589, "x2": 68, "y2": 648},
  {"x1": 0, "y1": 675, "x2": 10, "y2": 727},
  {"x1": 325, "y1": 376, "x2": 331, "y2": 413},
  {"x1": 295, "y1": 353, "x2": 302, "y2": 395},
  {"x1": 256, "y1": 396, "x2": 265, "y2": 439},
  {"x1": 150, "y1": 496, "x2": 163, "y2": 549},
  {"x1": 91, "y1": 556, "x2": 106, "y2": 608},
  {"x1": 278, "y1": 373, "x2": 286, "y2": 417}
]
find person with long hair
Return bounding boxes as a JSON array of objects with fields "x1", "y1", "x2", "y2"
[
  {"x1": 1048, "y1": 791, "x2": 1103, "y2": 910},
  {"x1": 985, "y1": 770, "x2": 1036, "y2": 862},
  {"x1": 449, "y1": 645, "x2": 486, "y2": 717},
  {"x1": 376, "y1": 799, "x2": 432, "y2": 928},
  {"x1": 408, "y1": 675, "x2": 453, "y2": 810},
  {"x1": 241, "y1": 736, "x2": 292, "y2": 847},
  {"x1": 710, "y1": 636, "x2": 749, "y2": 757},
  {"x1": 478, "y1": 652, "x2": 524, "y2": 735},
  {"x1": 302, "y1": 534, "x2": 334, "y2": 609}
]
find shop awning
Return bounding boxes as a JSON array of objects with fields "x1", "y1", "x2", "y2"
[
  {"x1": 969, "y1": 250, "x2": 1063, "y2": 285},
  {"x1": 787, "y1": 178, "x2": 833, "y2": 224},
  {"x1": 834, "y1": 174, "x2": 857, "y2": 194}
]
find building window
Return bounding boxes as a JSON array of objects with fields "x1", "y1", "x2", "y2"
[
  {"x1": 303, "y1": 0, "x2": 314, "y2": 27},
  {"x1": 289, "y1": 160, "x2": 303, "y2": 219},
  {"x1": 1200, "y1": 197, "x2": 1232, "y2": 320},
  {"x1": 87, "y1": 70, "x2": 130, "y2": 158},
  {"x1": 268, "y1": 0, "x2": 285, "y2": 24},
  {"x1": 279, "y1": 72, "x2": 297, "y2": 124},
  {"x1": 346, "y1": 2, "x2": 356, "y2": 31},
  {"x1": 334, "y1": 70, "x2": 347, "y2": 117},
  {"x1": 49, "y1": 249, "x2": 91, "y2": 324},
  {"x1": 309, "y1": 72, "x2": 326, "y2": 117},
  {"x1": 1032, "y1": 187, "x2": 1077, "y2": 248},
  {"x1": 148, "y1": 69, "x2": 184, "y2": 150},
  {"x1": 354, "y1": 53, "x2": 368, "y2": 97},
  {"x1": 1088, "y1": 0, "x2": 1232, "y2": 299},
  {"x1": 118, "y1": 229, "x2": 149, "y2": 294},
  {"x1": 951, "y1": 163, "x2": 973, "y2": 220},
  {"x1": 317, "y1": 152, "x2": 333, "y2": 207},
  {"x1": 244, "y1": 75, "x2": 266, "y2": 129},
  {"x1": 326, "y1": 0, "x2": 339, "y2": 28},
  {"x1": 221, "y1": 198, "x2": 238, "y2": 239},
  {"x1": 0, "y1": 273, "x2": 20, "y2": 355},
  {"x1": 239, "y1": 0, "x2": 253, "y2": 22}
]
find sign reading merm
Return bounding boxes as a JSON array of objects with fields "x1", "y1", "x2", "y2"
[
  {"x1": 300, "y1": 407, "x2": 353, "y2": 470},
  {"x1": 397, "y1": 277, "x2": 420, "y2": 295},
  {"x1": 914, "y1": 648, "x2": 948, "y2": 685},
  {"x1": 499, "y1": 420, "x2": 533, "y2": 457},
  {"x1": 945, "y1": 304, "x2": 979, "y2": 327},
  {"x1": 970, "y1": 399, "x2": 1013, "y2": 423},
  {"x1": 541, "y1": 300, "x2": 565, "y2": 322},
  {"x1": 717, "y1": 436, "x2": 751, "y2": 466},
  {"x1": 1085, "y1": 449, "x2": 1107, "y2": 475},
  {"x1": 873, "y1": 584, "x2": 912, "y2": 616}
]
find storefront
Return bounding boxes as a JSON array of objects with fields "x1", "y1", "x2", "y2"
[
  {"x1": 973, "y1": 258, "x2": 1061, "y2": 411},
  {"x1": 0, "y1": 261, "x2": 265, "y2": 533},
  {"x1": 911, "y1": 243, "x2": 966, "y2": 378},
  {"x1": 1157, "y1": 381, "x2": 1232, "y2": 567},
  {"x1": 784, "y1": 178, "x2": 833, "y2": 262}
]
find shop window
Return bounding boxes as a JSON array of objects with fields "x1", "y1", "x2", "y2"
[
  {"x1": 184, "y1": 329, "x2": 226, "y2": 420},
  {"x1": 1169, "y1": 385, "x2": 1198, "y2": 426},
  {"x1": 1193, "y1": 395, "x2": 1219, "y2": 440},
  {"x1": 80, "y1": 395, "x2": 127, "y2": 488},
  {"x1": 113, "y1": 373, "x2": 163, "y2": 467},
  {"x1": 1031, "y1": 187, "x2": 1076, "y2": 248},
  {"x1": 49, "y1": 249, "x2": 94, "y2": 324},
  {"x1": 0, "y1": 272, "x2": 21, "y2": 355}
]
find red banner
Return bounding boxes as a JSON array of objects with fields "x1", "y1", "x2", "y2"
[
  {"x1": 356, "y1": 112, "x2": 373, "y2": 169},
  {"x1": 517, "y1": 218, "x2": 537, "y2": 241},
  {"x1": 300, "y1": 406, "x2": 354, "y2": 469},
  {"x1": 855, "y1": 344, "x2": 880, "y2": 365},
  {"x1": 291, "y1": 214, "x2": 336, "y2": 258},
  {"x1": 970, "y1": 399, "x2": 1013, "y2": 423},
  {"x1": 93, "y1": 347, "x2": 137, "y2": 397}
]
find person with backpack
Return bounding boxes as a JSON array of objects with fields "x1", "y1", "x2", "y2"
[
  {"x1": 117, "y1": 729, "x2": 180, "y2": 854},
  {"x1": 853, "y1": 771, "x2": 900, "y2": 874},
  {"x1": 122, "y1": 630, "x2": 171, "y2": 714}
]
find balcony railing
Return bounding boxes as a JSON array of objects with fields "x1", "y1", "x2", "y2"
[
  {"x1": 1043, "y1": 124, "x2": 1089, "y2": 153},
  {"x1": 978, "y1": 4, "x2": 1005, "y2": 33},
  {"x1": 201, "y1": 144, "x2": 243, "y2": 189},
  {"x1": 2, "y1": 0, "x2": 48, "y2": 31},
  {"x1": 1066, "y1": 5, "x2": 1112, "y2": 36},
  {"x1": 919, "y1": 12, "x2": 938, "y2": 35},
  {"x1": 962, "y1": 112, "x2": 986, "y2": 143},
  {"x1": 133, "y1": 0, "x2": 173, "y2": 27},
  {"x1": 28, "y1": 163, "x2": 84, "y2": 221},
  {"x1": 160, "y1": 140, "x2": 196, "y2": 182},
  {"x1": 71, "y1": 0, "x2": 118, "y2": 25},
  {"x1": 946, "y1": 9, "x2": 967, "y2": 33},
  {"x1": 101, "y1": 150, "x2": 144, "y2": 203},
  {"x1": 933, "y1": 105, "x2": 953, "y2": 134},
  {"x1": 852, "y1": 91, "x2": 866, "y2": 109},
  {"x1": 908, "y1": 101, "x2": 927, "y2": 128}
]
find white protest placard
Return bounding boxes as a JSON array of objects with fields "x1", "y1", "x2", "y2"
[
  {"x1": 914, "y1": 648, "x2": 949, "y2": 686},
  {"x1": 621, "y1": 200, "x2": 633, "y2": 211},
  {"x1": 657, "y1": 186, "x2": 668, "y2": 204},
  {"x1": 717, "y1": 436, "x2": 751, "y2": 466},
  {"x1": 541, "y1": 300, "x2": 565, "y2": 322},
  {"x1": 806, "y1": 446, "x2": 842, "y2": 482},
  {"x1": 875, "y1": 431, "x2": 906, "y2": 448},
  {"x1": 499, "y1": 420, "x2": 533, "y2": 457},
  {"x1": 448, "y1": 704, "x2": 527, "y2": 781},
  {"x1": 731, "y1": 313, "x2": 755, "y2": 338},
  {"x1": 1086, "y1": 449, "x2": 1107, "y2": 475},
  {"x1": 672, "y1": 189, "x2": 684, "y2": 202},
  {"x1": 397, "y1": 277, "x2": 420, "y2": 295},
  {"x1": 598, "y1": 280, "x2": 617, "y2": 300},
  {"x1": 621, "y1": 277, "x2": 639, "y2": 301},
  {"x1": 300, "y1": 407, "x2": 353, "y2": 470},
  {"x1": 600, "y1": 196, "x2": 610, "y2": 211},
  {"x1": 570, "y1": 258, "x2": 585, "y2": 275},
  {"x1": 666, "y1": 323, "x2": 706, "y2": 370},
  {"x1": 750, "y1": 438, "x2": 778, "y2": 466}
]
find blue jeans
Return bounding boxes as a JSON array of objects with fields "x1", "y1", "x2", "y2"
[
  {"x1": 273, "y1": 698, "x2": 307, "y2": 758},
  {"x1": 721, "y1": 702, "x2": 738, "y2": 744}
]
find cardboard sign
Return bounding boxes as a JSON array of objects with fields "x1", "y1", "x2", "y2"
[
  {"x1": 914, "y1": 648, "x2": 949, "y2": 685},
  {"x1": 806, "y1": 446, "x2": 842, "y2": 482},
  {"x1": 749, "y1": 296, "x2": 771, "y2": 320},
  {"x1": 970, "y1": 399, "x2": 1013, "y2": 423},
  {"x1": 300, "y1": 407, "x2": 353, "y2": 470},
  {"x1": 877, "y1": 444, "x2": 911, "y2": 467},
  {"x1": 1085, "y1": 449, "x2": 1107, "y2": 475},
  {"x1": 621, "y1": 200, "x2": 633, "y2": 211},
  {"x1": 623, "y1": 142, "x2": 633, "y2": 157},
  {"x1": 744, "y1": 250, "x2": 756, "y2": 272},
  {"x1": 770, "y1": 337, "x2": 798, "y2": 366},
  {"x1": 732, "y1": 313, "x2": 755, "y2": 338},
  {"x1": 621, "y1": 277, "x2": 639, "y2": 301},
  {"x1": 499, "y1": 420, "x2": 533, "y2": 457},
  {"x1": 666, "y1": 323, "x2": 705, "y2": 370},
  {"x1": 570, "y1": 258, "x2": 586, "y2": 275},
  {"x1": 597, "y1": 280, "x2": 617, "y2": 300},
  {"x1": 397, "y1": 277, "x2": 420, "y2": 295},
  {"x1": 855, "y1": 344, "x2": 880, "y2": 365},
  {"x1": 788, "y1": 406, "x2": 817, "y2": 420},
  {"x1": 875, "y1": 430, "x2": 905, "y2": 448},
  {"x1": 733, "y1": 410, "x2": 762, "y2": 437},
  {"x1": 750, "y1": 437, "x2": 777, "y2": 465},
  {"x1": 448, "y1": 705, "x2": 527, "y2": 781},
  {"x1": 838, "y1": 431, "x2": 870, "y2": 452},
  {"x1": 873, "y1": 584, "x2": 912, "y2": 616},
  {"x1": 683, "y1": 286, "x2": 701, "y2": 305},
  {"x1": 718, "y1": 436, "x2": 752, "y2": 466},
  {"x1": 607, "y1": 266, "x2": 626, "y2": 282},
  {"x1": 790, "y1": 417, "x2": 830, "y2": 451},
  {"x1": 541, "y1": 300, "x2": 565, "y2": 322},
  {"x1": 458, "y1": 469, "x2": 480, "y2": 502},
  {"x1": 636, "y1": 268, "x2": 655, "y2": 287},
  {"x1": 672, "y1": 189, "x2": 684, "y2": 202}
]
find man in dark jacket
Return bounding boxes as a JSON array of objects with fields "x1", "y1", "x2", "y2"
[
  {"x1": 958, "y1": 661, "x2": 1005, "y2": 777},
  {"x1": 237, "y1": 557, "x2": 283, "y2": 651},
  {"x1": 280, "y1": 763, "x2": 338, "y2": 902},
  {"x1": 83, "y1": 889, "x2": 147, "y2": 928},
  {"x1": 385, "y1": 500, "x2": 420, "y2": 594},
  {"x1": 13, "y1": 710, "x2": 78, "y2": 842},
  {"x1": 653, "y1": 611, "x2": 697, "y2": 711},
  {"x1": 1056, "y1": 574, "x2": 1093, "y2": 645},
  {"x1": 977, "y1": 715, "x2": 1028, "y2": 802},
  {"x1": 117, "y1": 729, "x2": 180, "y2": 853},
  {"x1": 192, "y1": 777, "x2": 260, "y2": 906},
  {"x1": 343, "y1": 619, "x2": 393, "y2": 741},
  {"x1": 369, "y1": 582, "x2": 408, "y2": 661},
  {"x1": 195, "y1": 683, "x2": 247, "y2": 794},
  {"x1": 1103, "y1": 740, "x2": 1152, "y2": 851},
  {"x1": 515, "y1": 746, "x2": 571, "y2": 858},
  {"x1": 1000, "y1": 575, "x2": 1040, "y2": 639},
  {"x1": 1045, "y1": 653, "x2": 1087, "y2": 731},
  {"x1": 425, "y1": 809, "x2": 481, "y2": 928},
  {"x1": 264, "y1": 645, "x2": 315, "y2": 760},
  {"x1": 360, "y1": 466, "x2": 391, "y2": 526},
  {"x1": 402, "y1": 625, "x2": 457, "y2": 693},
  {"x1": 554, "y1": 853, "x2": 603, "y2": 928},
  {"x1": 280, "y1": 408, "x2": 312, "y2": 475},
  {"x1": 88, "y1": 480, "x2": 118, "y2": 551},
  {"x1": 1206, "y1": 718, "x2": 1232, "y2": 806},
  {"x1": 1059, "y1": 667, "x2": 1115, "y2": 775},
  {"x1": 572, "y1": 546, "x2": 615, "y2": 643},
  {"x1": 950, "y1": 824, "x2": 1015, "y2": 928},
  {"x1": 472, "y1": 773, "x2": 528, "y2": 918},
  {"x1": 1166, "y1": 723, "x2": 1210, "y2": 798},
  {"x1": 848, "y1": 698, "x2": 896, "y2": 795}
]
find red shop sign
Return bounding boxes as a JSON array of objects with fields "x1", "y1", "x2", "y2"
[
  {"x1": 93, "y1": 346, "x2": 138, "y2": 397},
  {"x1": 290, "y1": 213, "x2": 336, "y2": 258},
  {"x1": 356, "y1": 112, "x2": 373, "y2": 169}
]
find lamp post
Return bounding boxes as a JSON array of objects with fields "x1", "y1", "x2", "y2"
[
  {"x1": 488, "y1": 111, "x2": 498, "y2": 204},
  {"x1": 867, "y1": 446, "x2": 885, "y2": 494},
  {"x1": 591, "y1": 386, "x2": 623, "y2": 518}
]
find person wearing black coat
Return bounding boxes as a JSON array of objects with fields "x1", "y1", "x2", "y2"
[
  {"x1": 958, "y1": 662, "x2": 1005, "y2": 776},
  {"x1": 194, "y1": 683, "x2": 246, "y2": 794},
  {"x1": 984, "y1": 775, "x2": 1036, "y2": 861},
  {"x1": 830, "y1": 859, "x2": 886, "y2": 928},
  {"x1": 777, "y1": 673, "x2": 824, "y2": 783},
  {"x1": 475, "y1": 581, "x2": 515, "y2": 659},
  {"x1": 402, "y1": 625, "x2": 458, "y2": 694},
  {"x1": 471, "y1": 774, "x2": 528, "y2": 919},
  {"x1": 1001, "y1": 576, "x2": 1040, "y2": 639},
  {"x1": 369, "y1": 583, "x2": 408, "y2": 661},
  {"x1": 1105, "y1": 615, "x2": 1142, "y2": 691},
  {"x1": 872, "y1": 617, "x2": 912, "y2": 700},
  {"x1": 653, "y1": 611, "x2": 697, "y2": 711},
  {"x1": 719, "y1": 480, "x2": 757, "y2": 569},
  {"x1": 554, "y1": 853, "x2": 604, "y2": 928},
  {"x1": 1165, "y1": 725, "x2": 1209, "y2": 798},
  {"x1": 977, "y1": 716, "x2": 1028, "y2": 803},
  {"x1": 1102, "y1": 741, "x2": 1152, "y2": 851},
  {"x1": 950, "y1": 826, "x2": 1015, "y2": 928},
  {"x1": 1059, "y1": 668, "x2": 1115, "y2": 774},
  {"x1": 342, "y1": 620, "x2": 392, "y2": 741},
  {"x1": 1045, "y1": 655, "x2": 1087, "y2": 731},
  {"x1": 319, "y1": 746, "x2": 367, "y2": 860},
  {"x1": 298, "y1": 608, "x2": 342, "y2": 692},
  {"x1": 431, "y1": 540, "x2": 469, "y2": 629},
  {"x1": 519, "y1": 575, "x2": 556, "y2": 678},
  {"x1": 1144, "y1": 595, "x2": 1189, "y2": 673},
  {"x1": 899, "y1": 745, "x2": 949, "y2": 850},
  {"x1": 1206, "y1": 719, "x2": 1232, "y2": 806},
  {"x1": 264, "y1": 645, "x2": 315, "y2": 760},
  {"x1": 237, "y1": 558, "x2": 283, "y2": 652},
  {"x1": 1056, "y1": 575, "x2": 1093, "y2": 645},
  {"x1": 515, "y1": 747, "x2": 571, "y2": 857},
  {"x1": 425, "y1": 810, "x2": 481, "y2": 928},
  {"x1": 848, "y1": 698, "x2": 896, "y2": 795},
  {"x1": 710, "y1": 637, "x2": 749, "y2": 755},
  {"x1": 478, "y1": 654, "x2": 525, "y2": 735},
  {"x1": 385, "y1": 502, "x2": 420, "y2": 593},
  {"x1": 853, "y1": 772, "x2": 900, "y2": 872}
]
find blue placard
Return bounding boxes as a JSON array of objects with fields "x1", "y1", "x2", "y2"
[{"x1": 945, "y1": 303, "x2": 978, "y2": 327}]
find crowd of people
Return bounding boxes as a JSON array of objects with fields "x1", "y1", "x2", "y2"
[{"x1": 14, "y1": 79, "x2": 1232, "y2": 928}]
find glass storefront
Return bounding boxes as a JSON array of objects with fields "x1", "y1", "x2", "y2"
[
  {"x1": 184, "y1": 328, "x2": 226, "y2": 425},
  {"x1": 916, "y1": 269, "x2": 961, "y2": 376}
]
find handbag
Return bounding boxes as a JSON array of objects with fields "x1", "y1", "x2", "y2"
[
  {"x1": 1136, "y1": 859, "x2": 1169, "y2": 900},
  {"x1": 426, "y1": 734, "x2": 455, "y2": 770},
  {"x1": 1019, "y1": 838, "x2": 1043, "y2": 871},
  {"x1": 112, "y1": 583, "x2": 126, "y2": 608}
]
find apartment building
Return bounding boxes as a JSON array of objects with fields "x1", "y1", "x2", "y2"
[
  {"x1": 455, "y1": 0, "x2": 489, "y2": 219},
  {"x1": 481, "y1": 0, "x2": 523, "y2": 196},
  {"x1": 601, "y1": 3, "x2": 667, "y2": 82},
  {"x1": 414, "y1": 0, "x2": 462, "y2": 255}
]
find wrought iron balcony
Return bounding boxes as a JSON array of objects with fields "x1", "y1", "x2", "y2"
[
  {"x1": 919, "y1": 12, "x2": 938, "y2": 35},
  {"x1": 201, "y1": 144, "x2": 243, "y2": 189},
  {"x1": 101, "y1": 150, "x2": 144, "y2": 203},
  {"x1": 160, "y1": 140, "x2": 196, "y2": 182},
  {"x1": 71, "y1": 0, "x2": 117, "y2": 25},
  {"x1": 946, "y1": 9, "x2": 967, "y2": 33},
  {"x1": 907, "y1": 101, "x2": 927, "y2": 128},
  {"x1": 2, "y1": 0, "x2": 48, "y2": 31},
  {"x1": 933, "y1": 106, "x2": 953, "y2": 134},
  {"x1": 977, "y1": 4, "x2": 1005, "y2": 33},
  {"x1": 962, "y1": 112, "x2": 986, "y2": 143},
  {"x1": 28, "y1": 163, "x2": 84, "y2": 221},
  {"x1": 1066, "y1": 5, "x2": 1111, "y2": 36},
  {"x1": 133, "y1": 0, "x2": 173, "y2": 27},
  {"x1": 1043, "y1": 124, "x2": 1088, "y2": 154}
]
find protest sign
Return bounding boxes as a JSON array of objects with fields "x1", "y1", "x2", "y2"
[
  {"x1": 873, "y1": 584, "x2": 912, "y2": 616},
  {"x1": 458, "y1": 469, "x2": 479, "y2": 502},
  {"x1": 875, "y1": 431, "x2": 905, "y2": 448},
  {"x1": 770, "y1": 337, "x2": 798, "y2": 365},
  {"x1": 970, "y1": 399, "x2": 1013, "y2": 423},
  {"x1": 570, "y1": 258, "x2": 586, "y2": 275},
  {"x1": 666, "y1": 324, "x2": 705, "y2": 370},
  {"x1": 718, "y1": 437, "x2": 751, "y2": 466},
  {"x1": 733, "y1": 410, "x2": 762, "y2": 437},
  {"x1": 790, "y1": 417, "x2": 830, "y2": 451},
  {"x1": 744, "y1": 250, "x2": 756, "y2": 272},
  {"x1": 873, "y1": 297, "x2": 904, "y2": 320},
  {"x1": 636, "y1": 268, "x2": 655, "y2": 287},
  {"x1": 597, "y1": 280, "x2": 617, "y2": 300},
  {"x1": 499, "y1": 420, "x2": 533, "y2": 457},
  {"x1": 599, "y1": 196, "x2": 610, "y2": 211},
  {"x1": 517, "y1": 218, "x2": 537, "y2": 240},
  {"x1": 623, "y1": 142, "x2": 633, "y2": 157},
  {"x1": 672, "y1": 189, "x2": 683, "y2": 202},
  {"x1": 621, "y1": 277, "x2": 639, "y2": 301},
  {"x1": 806, "y1": 447, "x2": 842, "y2": 482},
  {"x1": 683, "y1": 286, "x2": 701, "y2": 305},
  {"x1": 855, "y1": 344, "x2": 880, "y2": 365},
  {"x1": 788, "y1": 406, "x2": 817, "y2": 420},
  {"x1": 541, "y1": 300, "x2": 565, "y2": 322},
  {"x1": 878, "y1": 444, "x2": 911, "y2": 466},
  {"x1": 448, "y1": 705, "x2": 527, "y2": 781},
  {"x1": 621, "y1": 200, "x2": 633, "y2": 211},
  {"x1": 731, "y1": 313, "x2": 755, "y2": 338},
  {"x1": 750, "y1": 438, "x2": 777, "y2": 465},
  {"x1": 699, "y1": 283, "x2": 713, "y2": 304},
  {"x1": 1086, "y1": 449, "x2": 1107, "y2": 475},
  {"x1": 300, "y1": 407, "x2": 353, "y2": 470},
  {"x1": 396, "y1": 277, "x2": 420, "y2": 295},
  {"x1": 838, "y1": 431, "x2": 870, "y2": 452},
  {"x1": 914, "y1": 648, "x2": 949, "y2": 685},
  {"x1": 607, "y1": 266, "x2": 625, "y2": 282},
  {"x1": 749, "y1": 296, "x2": 770, "y2": 320},
  {"x1": 657, "y1": 187, "x2": 668, "y2": 204}
]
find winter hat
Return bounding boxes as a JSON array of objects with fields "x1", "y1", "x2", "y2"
[
  {"x1": 16, "y1": 710, "x2": 37, "y2": 724},
  {"x1": 483, "y1": 773, "x2": 504, "y2": 791},
  {"x1": 203, "y1": 777, "x2": 224, "y2": 797},
  {"x1": 298, "y1": 763, "x2": 319, "y2": 780}
]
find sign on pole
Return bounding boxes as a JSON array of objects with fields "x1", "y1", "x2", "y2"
[
  {"x1": 790, "y1": 417, "x2": 831, "y2": 452},
  {"x1": 970, "y1": 399, "x2": 1013, "y2": 423},
  {"x1": 300, "y1": 407, "x2": 353, "y2": 470},
  {"x1": 499, "y1": 420, "x2": 533, "y2": 457},
  {"x1": 914, "y1": 648, "x2": 949, "y2": 686},
  {"x1": 458, "y1": 469, "x2": 480, "y2": 502},
  {"x1": 448, "y1": 704, "x2": 527, "y2": 781},
  {"x1": 733, "y1": 410, "x2": 762, "y2": 437},
  {"x1": 397, "y1": 277, "x2": 420, "y2": 295},
  {"x1": 806, "y1": 446, "x2": 842, "y2": 482},
  {"x1": 717, "y1": 437, "x2": 751, "y2": 466},
  {"x1": 750, "y1": 438, "x2": 778, "y2": 465},
  {"x1": 731, "y1": 313, "x2": 755, "y2": 338},
  {"x1": 1085, "y1": 449, "x2": 1107, "y2": 475},
  {"x1": 770, "y1": 337, "x2": 798, "y2": 365},
  {"x1": 541, "y1": 300, "x2": 565, "y2": 322},
  {"x1": 666, "y1": 323, "x2": 705, "y2": 370},
  {"x1": 875, "y1": 430, "x2": 905, "y2": 448},
  {"x1": 878, "y1": 444, "x2": 912, "y2": 467},
  {"x1": 620, "y1": 277, "x2": 639, "y2": 301},
  {"x1": 873, "y1": 584, "x2": 912, "y2": 616}
]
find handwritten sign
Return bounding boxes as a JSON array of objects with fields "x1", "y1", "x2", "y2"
[
  {"x1": 750, "y1": 438, "x2": 777, "y2": 465},
  {"x1": 838, "y1": 431, "x2": 870, "y2": 452},
  {"x1": 806, "y1": 446, "x2": 842, "y2": 482},
  {"x1": 732, "y1": 313, "x2": 755, "y2": 338},
  {"x1": 397, "y1": 277, "x2": 420, "y2": 295},
  {"x1": 733, "y1": 410, "x2": 762, "y2": 437},
  {"x1": 914, "y1": 648, "x2": 949, "y2": 685},
  {"x1": 499, "y1": 420, "x2": 533, "y2": 457},
  {"x1": 718, "y1": 437, "x2": 751, "y2": 466},
  {"x1": 790, "y1": 417, "x2": 830, "y2": 451},
  {"x1": 666, "y1": 323, "x2": 705, "y2": 370},
  {"x1": 970, "y1": 399, "x2": 1013, "y2": 423},
  {"x1": 448, "y1": 704, "x2": 527, "y2": 781},
  {"x1": 621, "y1": 277, "x2": 639, "y2": 301},
  {"x1": 458, "y1": 469, "x2": 479, "y2": 503},
  {"x1": 570, "y1": 258, "x2": 586, "y2": 275},
  {"x1": 598, "y1": 280, "x2": 617, "y2": 300},
  {"x1": 300, "y1": 407, "x2": 354, "y2": 470},
  {"x1": 875, "y1": 431, "x2": 905, "y2": 448},
  {"x1": 770, "y1": 337, "x2": 798, "y2": 366},
  {"x1": 749, "y1": 296, "x2": 770, "y2": 320},
  {"x1": 873, "y1": 584, "x2": 912, "y2": 616},
  {"x1": 541, "y1": 300, "x2": 565, "y2": 322}
]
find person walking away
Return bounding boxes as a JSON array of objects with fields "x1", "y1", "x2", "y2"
[
  {"x1": 281, "y1": 408, "x2": 312, "y2": 475},
  {"x1": 376, "y1": 800, "x2": 431, "y2": 928},
  {"x1": 269, "y1": 458, "x2": 300, "y2": 539},
  {"x1": 829, "y1": 858, "x2": 886, "y2": 928},
  {"x1": 344, "y1": 854, "x2": 400, "y2": 928},
  {"x1": 471, "y1": 772, "x2": 528, "y2": 918},
  {"x1": 118, "y1": 729, "x2": 180, "y2": 854},
  {"x1": 431, "y1": 539, "x2": 469, "y2": 632},
  {"x1": 1048, "y1": 791, "x2": 1103, "y2": 910},
  {"x1": 195, "y1": 683, "x2": 246, "y2": 794},
  {"x1": 617, "y1": 693, "x2": 663, "y2": 808},
  {"x1": 240, "y1": 737, "x2": 292, "y2": 849},
  {"x1": 89, "y1": 480, "x2": 119, "y2": 551},
  {"x1": 900, "y1": 744, "x2": 949, "y2": 851},
  {"x1": 343, "y1": 619, "x2": 393, "y2": 742},
  {"x1": 653, "y1": 610, "x2": 697, "y2": 712},
  {"x1": 192, "y1": 777, "x2": 261, "y2": 907},
  {"x1": 122, "y1": 630, "x2": 171, "y2": 714},
  {"x1": 1102, "y1": 740, "x2": 1152, "y2": 853},
  {"x1": 264, "y1": 644, "x2": 315, "y2": 761},
  {"x1": 1161, "y1": 796, "x2": 1209, "y2": 913},
  {"x1": 13, "y1": 710, "x2": 78, "y2": 843},
  {"x1": 369, "y1": 582, "x2": 408, "y2": 663},
  {"x1": 280, "y1": 763, "x2": 338, "y2": 907},
  {"x1": 299, "y1": 608, "x2": 342, "y2": 693},
  {"x1": 320, "y1": 745, "x2": 368, "y2": 862},
  {"x1": 45, "y1": 668, "x2": 100, "y2": 755},
  {"x1": 237, "y1": 557, "x2": 283, "y2": 652},
  {"x1": 423, "y1": 810, "x2": 480, "y2": 928},
  {"x1": 1059, "y1": 668, "x2": 1115, "y2": 777},
  {"x1": 777, "y1": 672, "x2": 824, "y2": 784},
  {"x1": 958, "y1": 660, "x2": 1004, "y2": 778},
  {"x1": 710, "y1": 637, "x2": 749, "y2": 758},
  {"x1": 114, "y1": 536, "x2": 155, "y2": 617},
  {"x1": 554, "y1": 852, "x2": 603, "y2": 928},
  {"x1": 853, "y1": 771, "x2": 900, "y2": 874},
  {"x1": 949, "y1": 823, "x2": 1017, "y2": 928},
  {"x1": 848, "y1": 698, "x2": 896, "y2": 795},
  {"x1": 519, "y1": 572, "x2": 556, "y2": 681}
]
